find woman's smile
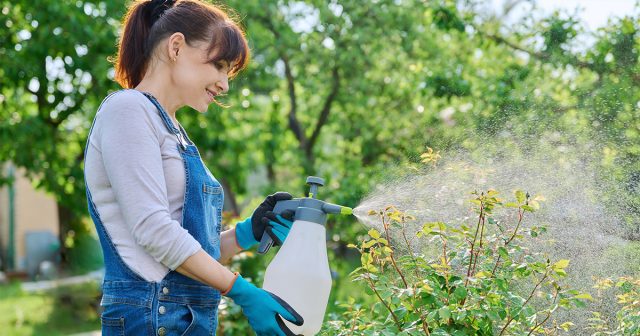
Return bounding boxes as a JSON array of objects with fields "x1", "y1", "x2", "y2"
[{"x1": 206, "y1": 88, "x2": 217, "y2": 103}]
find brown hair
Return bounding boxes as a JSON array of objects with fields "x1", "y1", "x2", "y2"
[{"x1": 114, "y1": 0, "x2": 250, "y2": 88}]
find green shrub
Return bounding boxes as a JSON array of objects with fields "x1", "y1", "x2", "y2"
[
  {"x1": 324, "y1": 190, "x2": 591, "y2": 335},
  {"x1": 586, "y1": 277, "x2": 640, "y2": 335},
  {"x1": 0, "y1": 281, "x2": 101, "y2": 336},
  {"x1": 50, "y1": 282, "x2": 102, "y2": 321},
  {"x1": 65, "y1": 230, "x2": 103, "y2": 275}
]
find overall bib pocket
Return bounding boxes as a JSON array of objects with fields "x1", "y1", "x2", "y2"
[
  {"x1": 202, "y1": 183, "x2": 223, "y2": 242},
  {"x1": 101, "y1": 315, "x2": 125, "y2": 336}
]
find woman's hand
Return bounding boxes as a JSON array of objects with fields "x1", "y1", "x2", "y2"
[
  {"x1": 235, "y1": 192, "x2": 293, "y2": 249},
  {"x1": 262, "y1": 210, "x2": 294, "y2": 246},
  {"x1": 224, "y1": 274, "x2": 303, "y2": 336}
]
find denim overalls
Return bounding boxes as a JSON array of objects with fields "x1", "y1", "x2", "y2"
[{"x1": 85, "y1": 90, "x2": 224, "y2": 335}]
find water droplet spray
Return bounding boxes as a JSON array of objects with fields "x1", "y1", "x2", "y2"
[{"x1": 349, "y1": 136, "x2": 638, "y2": 326}]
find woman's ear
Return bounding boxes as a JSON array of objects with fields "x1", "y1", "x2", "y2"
[{"x1": 166, "y1": 32, "x2": 185, "y2": 61}]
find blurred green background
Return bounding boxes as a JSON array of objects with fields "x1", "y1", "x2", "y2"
[{"x1": 1, "y1": 0, "x2": 639, "y2": 334}]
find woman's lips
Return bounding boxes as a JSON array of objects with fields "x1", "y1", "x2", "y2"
[{"x1": 206, "y1": 89, "x2": 217, "y2": 102}]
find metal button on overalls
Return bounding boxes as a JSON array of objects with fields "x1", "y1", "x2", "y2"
[
  {"x1": 158, "y1": 305, "x2": 166, "y2": 314},
  {"x1": 162, "y1": 287, "x2": 169, "y2": 294},
  {"x1": 157, "y1": 327, "x2": 166, "y2": 336}
]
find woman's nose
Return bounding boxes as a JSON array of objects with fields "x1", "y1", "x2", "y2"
[{"x1": 216, "y1": 77, "x2": 229, "y2": 93}]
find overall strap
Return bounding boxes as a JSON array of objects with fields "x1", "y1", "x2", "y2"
[{"x1": 140, "y1": 92, "x2": 189, "y2": 150}]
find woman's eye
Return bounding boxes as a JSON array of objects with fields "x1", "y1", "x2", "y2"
[{"x1": 210, "y1": 61, "x2": 231, "y2": 74}]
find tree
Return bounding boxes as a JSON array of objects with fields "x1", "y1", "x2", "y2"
[{"x1": 0, "y1": 0, "x2": 125, "y2": 264}]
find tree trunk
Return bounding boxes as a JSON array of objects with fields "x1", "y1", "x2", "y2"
[
  {"x1": 56, "y1": 202, "x2": 82, "y2": 267},
  {"x1": 56, "y1": 202, "x2": 72, "y2": 267},
  {"x1": 0, "y1": 235, "x2": 5, "y2": 271}
]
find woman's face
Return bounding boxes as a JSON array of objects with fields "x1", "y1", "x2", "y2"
[{"x1": 170, "y1": 40, "x2": 230, "y2": 113}]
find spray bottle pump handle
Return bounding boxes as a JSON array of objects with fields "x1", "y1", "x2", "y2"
[{"x1": 306, "y1": 176, "x2": 324, "y2": 198}]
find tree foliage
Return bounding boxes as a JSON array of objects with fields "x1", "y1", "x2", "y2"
[{"x1": 0, "y1": 0, "x2": 125, "y2": 262}]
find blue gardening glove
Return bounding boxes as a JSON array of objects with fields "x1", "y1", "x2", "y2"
[
  {"x1": 235, "y1": 192, "x2": 293, "y2": 249},
  {"x1": 262, "y1": 210, "x2": 295, "y2": 246},
  {"x1": 225, "y1": 274, "x2": 303, "y2": 336}
]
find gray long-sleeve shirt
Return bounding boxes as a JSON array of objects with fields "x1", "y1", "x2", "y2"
[{"x1": 85, "y1": 89, "x2": 201, "y2": 282}]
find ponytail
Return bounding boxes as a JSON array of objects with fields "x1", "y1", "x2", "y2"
[
  {"x1": 115, "y1": 1, "x2": 161, "y2": 88},
  {"x1": 114, "y1": 0, "x2": 249, "y2": 89}
]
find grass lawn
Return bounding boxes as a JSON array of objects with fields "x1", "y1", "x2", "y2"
[{"x1": 0, "y1": 281, "x2": 101, "y2": 336}]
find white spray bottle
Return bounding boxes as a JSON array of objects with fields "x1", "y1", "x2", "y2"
[{"x1": 258, "y1": 176, "x2": 352, "y2": 335}]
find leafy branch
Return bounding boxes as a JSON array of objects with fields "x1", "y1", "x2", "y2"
[{"x1": 337, "y1": 188, "x2": 592, "y2": 335}]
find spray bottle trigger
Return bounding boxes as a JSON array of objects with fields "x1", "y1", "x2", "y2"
[{"x1": 257, "y1": 232, "x2": 274, "y2": 254}]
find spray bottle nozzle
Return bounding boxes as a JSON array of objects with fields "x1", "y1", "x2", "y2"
[
  {"x1": 341, "y1": 207, "x2": 353, "y2": 215},
  {"x1": 321, "y1": 202, "x2": 353, "y2": 216}
]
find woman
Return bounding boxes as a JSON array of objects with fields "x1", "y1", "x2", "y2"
[{"x1": 83, "y1": 0, "x2": 302, "y2": 335}]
